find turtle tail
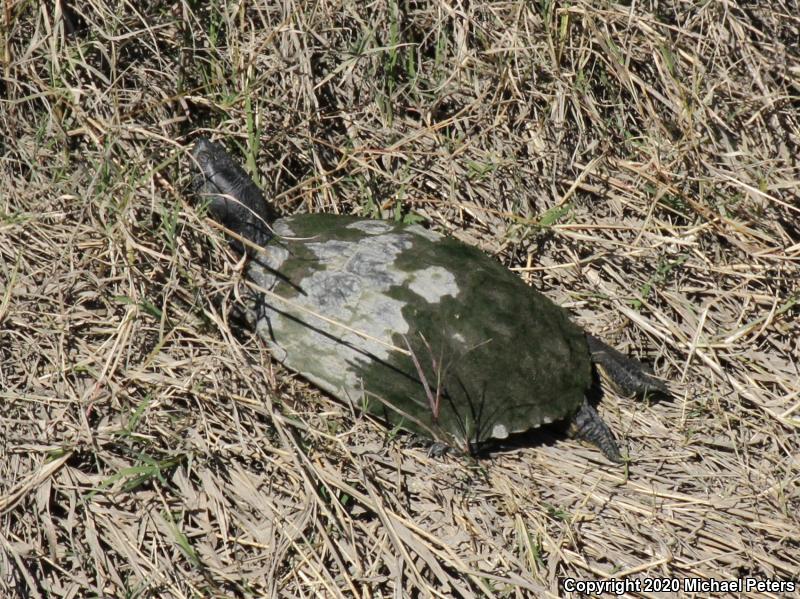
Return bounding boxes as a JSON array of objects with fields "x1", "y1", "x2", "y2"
[
  {"x1": 587, "y1": 334, "x2": 670, "y2": 398},
  {"x1": 569, "y1": 399, "x2": 623, "y2": 463}
]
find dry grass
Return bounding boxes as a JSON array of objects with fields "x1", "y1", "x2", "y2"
[{"x1": 1, "y1": 0, "x2": 799, "y2": 597}]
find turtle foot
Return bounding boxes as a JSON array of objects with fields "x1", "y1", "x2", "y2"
[
  {"x1": 568, "y1": 399, "x2": 623, "y2": 463},
  {"x1": 587, "y1": 334, "x2": 670, "y2": 398},
  {"x1": 427, "y1": 441, "x2": 452, "y2": 458}
]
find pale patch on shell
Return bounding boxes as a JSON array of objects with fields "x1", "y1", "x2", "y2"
[
  {"x1": 346, "y1": 220, "x2": 393, "y2": 235},
  {"x1": 272, "y1": 220, "x2": 295, "y2": 238},
  {"x1": 249, "y1": 226, "x2": 428, "y2": 405},
  {"x1": 247, "y1": 219, "x2": 293, "y2": 290},
  {"x1": 408, "y1": 266, "x2": 459, "y2": 303},
  {"x1": 491, "y1": 423, "x2": 509, "y2": 439},
  {"x1": 406, "y1": 224, "x2": 443, "y2": 242}
]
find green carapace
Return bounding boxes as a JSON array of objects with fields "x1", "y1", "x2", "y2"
[{"x1": 191, "y1": 138, "x2": 669, "y2": 462}]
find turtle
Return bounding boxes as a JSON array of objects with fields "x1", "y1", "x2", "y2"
[{"x1": 190, "y1": 137, "x2": 669, "y2": 463}]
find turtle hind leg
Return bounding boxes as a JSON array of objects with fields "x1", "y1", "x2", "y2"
[
  {"x1": 568, "y1": 399, "x2": 623, "y2": 463},
  {"x1": 587, "y1": 334, "x2": 670, "y2": 398}
]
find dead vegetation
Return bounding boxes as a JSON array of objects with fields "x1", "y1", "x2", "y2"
[{"x1": 1, "y1": 0, "x2": 798, "y2": 597}]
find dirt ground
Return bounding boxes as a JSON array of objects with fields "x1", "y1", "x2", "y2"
[{"x1": 1, "y1": 1, "x2": 798, "y2": 597}]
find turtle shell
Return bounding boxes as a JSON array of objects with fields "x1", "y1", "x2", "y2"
[{"x1": 244, "y1": 213, "x2": 592, "y2": 450}]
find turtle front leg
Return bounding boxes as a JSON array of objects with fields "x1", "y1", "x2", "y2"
[{"x1": 568, "y1": 399, "x2": 623, "y2": 463}]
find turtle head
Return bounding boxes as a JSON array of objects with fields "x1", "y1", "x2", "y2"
[{"x1": 191, "y1": 137, "x2": 275, "y2": 250}]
